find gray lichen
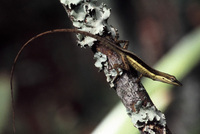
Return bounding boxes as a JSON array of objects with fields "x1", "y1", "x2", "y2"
[
  {"x1": 61, "y1": 0, "x2": 114, "y2": 47},
  {"x1": 94, "y1": 52, "x2": 124, "y2": 87},
  {"x1": 94, "y1": 52, "x2": 107, "y2": 70},
  {"x1": 127, "y1": 104, "x2": 167, "y2": 131}
]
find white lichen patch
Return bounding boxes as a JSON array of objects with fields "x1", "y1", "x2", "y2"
[
  {"x1": 104, "y1": 69, "x2": 116, "y2": 88},
  {"x1": 60, "y1": 0, "x2": 114, "y2": 47},
  {"x1": 143, "y1": 126, "x2": 156, "y2": 134},
  {"x1": 60, "y1": 0, "x2": 84, "y2": 9},
  {"x1": 104, "y1": 67, "x2": 123, "y2": 88},
  {"x1": 130, "y1": 105, "x2": 166, "y2": 129},
  {"x1": 94, "y1": 52, "x2": 121, "y2": 88},
  {"x1": 77, "y1": 36, "x2": 97, "y2": 48},
  {"x1": 94, "y1": 52, "x2": 107, "y2": 70}
]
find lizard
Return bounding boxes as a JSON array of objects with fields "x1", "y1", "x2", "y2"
[
  {"x1": 11, "y1": 29, "x2": 182, "y2": 87},
  {"x1": 10, "y1": 28, "x2": 182, "y2": 132}
]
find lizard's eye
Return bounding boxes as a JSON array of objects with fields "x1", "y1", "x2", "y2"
[{"x1": 170, "y1": 77, "x2": 176, "y2": 82}]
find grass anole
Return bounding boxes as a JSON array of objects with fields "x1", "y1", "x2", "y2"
[
  {"x1": 11, "y1": 28, "x2": 182, "y2": 88},
  {"x1": 10, "y1": 28, "x2": 182, "y2": 133}
]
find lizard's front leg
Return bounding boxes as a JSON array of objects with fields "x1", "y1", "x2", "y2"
[{"x1": 116, "y1": 40, "x2": 129, "y2": 49}]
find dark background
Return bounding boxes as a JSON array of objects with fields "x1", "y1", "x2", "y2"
[{"x1": 1, "y1": 0, "x2": 200, "y2": 133}]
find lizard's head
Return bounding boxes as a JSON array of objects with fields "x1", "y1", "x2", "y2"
[{"x1": 156, "y1": 74, "x2": 182, "y2": 86}]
